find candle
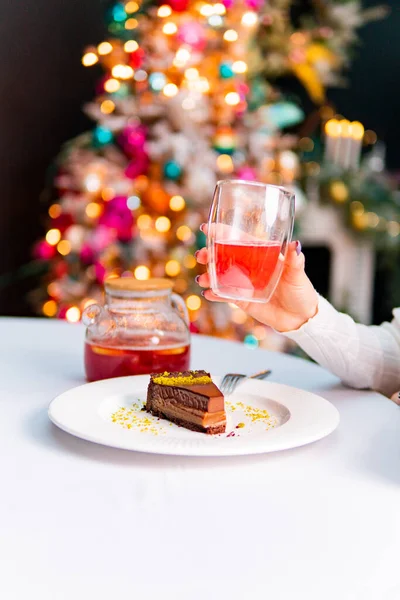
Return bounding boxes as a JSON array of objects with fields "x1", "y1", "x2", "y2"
[
  {"x1": 324, "y1": 118, "x2": 364, "y2": 170},
  {"x1": 324, "y1": 119, "x2": 340, "y2": 164},
  {"x1": 349, "y1": 121, "x2": 365, "y2": 170}
]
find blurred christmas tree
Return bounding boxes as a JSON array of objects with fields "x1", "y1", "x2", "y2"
[{"x1": 32, "y1": 0, "x2": 388, "y2": 347}]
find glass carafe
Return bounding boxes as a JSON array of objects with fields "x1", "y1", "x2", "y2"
[{"x1": 82, "y1": 278, "x2": 191, "y2": 382}]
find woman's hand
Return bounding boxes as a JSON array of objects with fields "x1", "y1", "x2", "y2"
[{"x1": 195, "y1": 235, "x2": 319, "y2": 333}]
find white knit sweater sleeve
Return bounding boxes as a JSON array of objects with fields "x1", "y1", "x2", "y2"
[{"x1": 284, "y1": 296, "x2": 400, "y2": 397}]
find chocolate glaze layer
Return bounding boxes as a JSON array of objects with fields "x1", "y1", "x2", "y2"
[{"x1": 149, "y1": 371, "x2": 224, "y2": 413}]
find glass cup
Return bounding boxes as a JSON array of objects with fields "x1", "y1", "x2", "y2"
[{"x1": 207, "y1": 180, "x2": 295, "y2": 303}]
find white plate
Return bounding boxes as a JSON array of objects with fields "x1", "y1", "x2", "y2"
[{"x1": 48, "y1": 375, "x2": 339, "y2": 456}]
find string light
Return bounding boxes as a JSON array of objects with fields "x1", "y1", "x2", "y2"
[
  {"x1": 83, "y1": 298, "x2": 97, "y2": 310},
  {"x1": 97, "y1": 42, "x2": 113, "y2": 55},
  {"x1": 185, "y1": 68, "x2": 199, "y2": 80},
  {"x1": 134, "y1": 70, "x2": 148, "y2": 82},
  {"x1": 241, "y1": 11, "x2": 258, "y2": 26},
  {"x1": 231, "y1": 308, "x2": 247, "y2": 324},
  {"x1": 104, "y1": 78, "x2": 121, "y2": 93},
  {"x1": 48, "y1": 204, "x2": 61, "y2": 218},
  {"x1": 163, "y1": 22, "x2": 178, "y2": 35},
  {"x1": 134, "y1": 265, "x2": 150, "y2": 280},
  {"x1": 57, "y1": 240, "x2": 71, "y2": 256},
  {"x1": 46, "y1": 229, "x2": 61, "y2": 246},
  {"x1": 155, "y1": 216, "x2": 171, "y2": 232},
  {"x1": 225, "y1": 91, "x2": 240, "y2": 106},
  {"x1": 216, "y1": 154, "x2": 234, "y2": 173},
  {"x1": 214, "y1": 3, "x2": 226, "y2": 15},
  {"x1": 125, "y1": 1, "x2": 139, "y2": 12},
  {"x1": 42, "y1": 300, "x2": 57, "y2": 317},
  {"x1": 163, "y1": 83, "x2": 179, "y2": 97},
  {"x1": 127, "y1": 195, "x2": 141, "y2": 210},
  {"x1": 82, "y1": 52, "x2": 98, "y2": 67},
  {"x1": 367, "y1": 212, "x2": 380, "y2": 228},
  {"x1": 124, "y1": 40, "x2": 139, "y2": 52},
  {"x1": 112, "y1": 64, "x2": 134, "y2": 79},
  {"x1": 388, "y1": 221, "x2": 400, "y2": 237},
  {"x1": 186, "y1": 295, "x2": 201, "y2": 311},
  {"x1": 158, "y1": 4, "x2": 172, "y2": 17},
  {"x1": 188, "y1": 77, "x2": 210, "y2": 93},
  {"x1": 125, "y1": 18, "x2": 138, "y2": 29},
  {"x1": 102, "y1": 187, "x2": 115, "y2": 201},
  {"x1": 208, "y1": 15, "x2": 223, "y2": 27},
  {"x1": 84, "y1": 174, "x2": 101, "y2": 192},
  {"x1": 350, "y1": 201, "x2": 364, "y2": 216},
  {"x1": 100, "y1": 99, "x2": 115, "y2": 114},
  {"x1": 223, "y1": 29, "x2": 238, "y2": 42},
  {"x1": 86, "y1": 202, "x2": 102, "y2": 218},
  {"x1": 165, "y1": 260, "x2": 181, "y2": 276},
  {"x1": 176, "y1": 225, "x2": 192, "y2": 241},
  {"x1": 137, "y1": 214, "x2": 152, "y2": 229},
  {"x1": 232, "y1": 61, "x2": 247, "y2": 74},
  {"x1": 200, "y1": 4, "x2": 214, "y2": 16},
  {"x1": 183, "y1": 255, "x2": 196, "y2": 269},
  {"x1": 169, "y1": 195, "x2": 185, "y2": 211},
  {"x1": 173, "y1": 48, "x2": 191, "y2": 68},
  {"x1": 66, "y1": 306, "x2": 81, "y2": 323}
]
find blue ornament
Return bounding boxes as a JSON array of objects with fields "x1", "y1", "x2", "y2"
[
  {"x1": 93, "y1": 126, "x2": 113, "y2": 147},
  {"x1": 112, "y1": 83, "x2": 131, "y2": 98},
  {"x1": 219, "y1": 62, "x2": 234, "y2": 79},
  {"x1": 164, "y1": 160, "x2": 182, "y2": 180},
  {"x1": 266, "y1": 102, "x2": 304, "y2": 129},
  {"x1": 196, "y1": 230, "x2": 206, "y2": 250},
  {"x1": 244, "y1": 334, "x2": 258, "y2": 348},
  {"x1": 149, "y1": 72, "x2": 167, "y2": 93},
  {"x1": 111, "y1": 3, "x2": 127, "y2": 22}
]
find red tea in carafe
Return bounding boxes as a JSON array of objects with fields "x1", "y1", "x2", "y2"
[{"x1": 85, "y1": 335, "x2": 190, "y2": 382}]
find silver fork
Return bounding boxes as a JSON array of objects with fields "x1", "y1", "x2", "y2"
[{"x1": 220, "y1": 369, "x2": 271, "y2": 395}]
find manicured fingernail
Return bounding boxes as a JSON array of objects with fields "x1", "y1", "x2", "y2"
[
  {"x1": 194, "y1": 250, "x2": 200, "y2": 258},
  {"x1": 201, "y1": 290, "x2": 206, "y2": 297},
  {"x1": 195, "y1": 275, "x2": 200, "y2": 283},
  {"x1": 296, "y1": 241, "x2": 302, "y2": 256},
  {"x1": 200, "y1": 223, "x2": 206, "y2": 232}
]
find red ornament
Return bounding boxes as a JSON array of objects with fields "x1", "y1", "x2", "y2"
[
  {"x1": 33, "y1": 241, "x2": 56, "y2": 260},
  {"x1": 129, "y1": 48, "x2": 145, "y2": 69},
  {"x1": 164, "y1": 0, "x2": 189, "y2": 12}
]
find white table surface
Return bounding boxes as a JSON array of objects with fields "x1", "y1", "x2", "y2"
[{"x1": 1, "y1": 317, "x2": 400, "y2": 600}]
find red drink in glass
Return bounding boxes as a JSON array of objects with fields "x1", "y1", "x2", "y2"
[{"x1": 214, "y1": 240, "x2": 281, "y2": 292}]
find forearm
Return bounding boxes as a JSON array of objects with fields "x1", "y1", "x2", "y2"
[{"x1": 285, "y1": 297, "x2": 400, "y2": 397}]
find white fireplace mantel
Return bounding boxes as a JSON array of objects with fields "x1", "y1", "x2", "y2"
[{"x1": 298, "y1": 184, "x2": 375, "y2": 324}]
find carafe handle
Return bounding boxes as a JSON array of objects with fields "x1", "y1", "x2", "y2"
[{"x1": 171, "y1": 293, "x2": 190, "y2": 327}]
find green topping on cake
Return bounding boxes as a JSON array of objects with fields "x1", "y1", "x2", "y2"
[{"x1": 152, "y1": 371, "x2": 212, "y2": 386}]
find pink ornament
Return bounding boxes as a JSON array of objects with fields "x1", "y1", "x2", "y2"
[
  {"x1": 99, "y1": 196, "x2": 135, "y2": 242},
  {"x1": 57, "y1": 306, "x2": 68, "y2": 320},
  {"x1": 236, "y1": 167, "x2": 257, "y2": 181},
  {"x1": 90, "y1": 226, "x2": 116, "y2": 253},
  {"x1": 34, "y1": 241, "x2": 56, "y2": 260},
  {"x1": 177, "y1": 21, "x2": 207, "y2": 51},
  {"x1": 94, "y1": 262, "x2": 106, "y2": 284},
  {"x1": 119, "y1": 124, "x2": 147, "y2": 156},
  {"x1": 222, "y1": 0, "x2": 234, "y2": 8},
  {"x1": 190, "y1": 322, "x2": 200, "y2": 334},
  {"x1": 80, "y1": 244, "x2": 95, "y2": 265},
  {"x1": 125, "y1": 152, "x2": 149, "y2": 179},
  {"x1": 245, "y1": 0, "x2": 264, "y2": 9}
]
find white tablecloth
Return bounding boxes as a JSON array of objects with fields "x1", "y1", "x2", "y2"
[{"x1": 1, "y1": 317, "x2": 400, "y2": 600}]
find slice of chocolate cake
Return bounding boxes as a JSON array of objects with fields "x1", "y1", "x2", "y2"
[{"x1": 146, "y1": 370, "x2": 226, "y2": 434}]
